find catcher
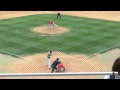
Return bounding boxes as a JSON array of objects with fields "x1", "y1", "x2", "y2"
[{"x1": 56, "y1": 61, "x2": 65, "y2": 72}]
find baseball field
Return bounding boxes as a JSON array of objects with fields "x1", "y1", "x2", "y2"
[{"x1": 0, "y1": 11, "x2": 120, "y2": 79}]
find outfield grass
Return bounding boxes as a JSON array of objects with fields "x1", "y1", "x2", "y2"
[{"x1": 0, "y1": 14, "x2": 120, "y2": 56}]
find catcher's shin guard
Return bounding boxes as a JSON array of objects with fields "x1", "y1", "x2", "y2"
[{"x1": 61, "y1": 67, "x2": 65, "y2": 72}]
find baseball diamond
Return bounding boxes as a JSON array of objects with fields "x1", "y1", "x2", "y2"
[{"x1": 0, "y1": 11, "x2": 120, "y2": 79}]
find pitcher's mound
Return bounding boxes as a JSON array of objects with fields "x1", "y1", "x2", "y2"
[{"x1": 33, "y1": 26, "x2": 68, "y2": 35}]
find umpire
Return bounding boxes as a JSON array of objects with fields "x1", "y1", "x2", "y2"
[
  {"x1": 51, "y1": 58, "x2": 60, "y2": 73},
  {"x1": 57, "y1": 12, "x2": 61, "y2": 19}
]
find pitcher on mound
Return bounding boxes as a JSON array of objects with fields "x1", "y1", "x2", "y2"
[{"x1": 49, "y1": 20, "x2": 58, "y2": 29}]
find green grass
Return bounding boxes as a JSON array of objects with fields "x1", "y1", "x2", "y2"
[{"x1": 0, "y1": 14, "x2": 120, "y2": 56}]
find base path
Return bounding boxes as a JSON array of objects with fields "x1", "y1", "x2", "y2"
[{"x1": 0, "y1": 11, "x2": 120, "y2": 21}]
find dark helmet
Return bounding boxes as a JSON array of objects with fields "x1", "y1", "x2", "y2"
[
  {"x1": 58, "y1": 61, "x2": 61, "y2": 64},
  {"x1": 50, "y1": 50, "x2": 53, "y2": 53},
  {"x1": 56, "y1": 58, "x2": 59, "y2": 60}
]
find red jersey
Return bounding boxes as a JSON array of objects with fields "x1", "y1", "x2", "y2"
[
  {"x1": 57, "y1": 64, "x2": 64, "y2": 69},
  {"x1": 49, "y1": 20, "x2": 53, "y2": 24}
]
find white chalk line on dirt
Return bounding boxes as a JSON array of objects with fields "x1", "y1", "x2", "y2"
[
  {"x1": 0, "y1": 50, "x2": 32, "y2": 61},
  {"x1": 88, "y1": 43, "x2": 120, "y2": 58},
  {"x1": 1, "y1": 43, "x2": 120, "y2": 60}
]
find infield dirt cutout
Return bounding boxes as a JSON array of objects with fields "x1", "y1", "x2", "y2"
[{"x1": 0, "y1": 11, "x2": 120, "y2": 79}]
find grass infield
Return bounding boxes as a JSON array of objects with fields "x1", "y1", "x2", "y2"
[{"x1": 0, "y1": 14, "x2": 120, "y2": 56}]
